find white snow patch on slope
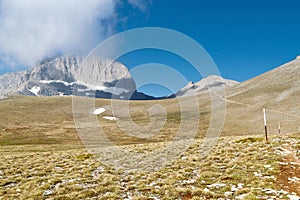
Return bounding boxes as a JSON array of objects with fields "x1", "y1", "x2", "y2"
[
  {"x1": 40, "y1": 80, "x2": 74, "y2": 86},
  {"x1": 103, "y1": 116, "x2": 118, "y2": 121},
  {"x1": 40, "y1": 80, "x2": 129, "y2": 95},
  {"x1": 28, "y1": 86, "x2": 40, "y2": 96},
  {"x1": 93, "y1": 108, "x2": 106, "y2": 115},
  {"x1": 78, "y1": 81, "x2": 129, "y2": 95}
]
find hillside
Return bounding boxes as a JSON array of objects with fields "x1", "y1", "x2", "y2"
[
  {"x1": 0, "y1": 97, "x2": 299, "y2": 199},
  {"x1": 222, "y1": 56, "x2": 300, "y2": 135}
]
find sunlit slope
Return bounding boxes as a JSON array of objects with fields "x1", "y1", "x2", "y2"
[
  {"x1": 0, "y1": 95, "x2": 212, "y2": 145},
  {"x1": 223, "y1": 57, "x2": 300, "y2": 135}
]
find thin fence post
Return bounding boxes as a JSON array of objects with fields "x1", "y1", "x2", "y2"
[
  {"x1": 263, "y1": 108, "x2": 268, "y2": 142},
  {"x1": 278, "y1": 121, "x2": 281, "y2": 135}
]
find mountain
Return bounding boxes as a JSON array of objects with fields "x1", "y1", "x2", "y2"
[
  {"x1": 227, "y1": 56, "x2": 300, "y2": 102},
  {"x1": 172, "y1": 75, "x2": 238, "y2": 97},
  {"x1": 3, "y1": 57, "x2": 300, "y2": 142},
  {"x1": 221, "y1": 56, "x2": 300, "y2": 135},
  {"x1": 167, "y1": 56, "x2": 300, "y2": 136},
  {"x1": 0, "y1": 55, "x2": 156, "y2": 100}
]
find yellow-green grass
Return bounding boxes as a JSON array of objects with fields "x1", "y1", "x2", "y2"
[
  {"x1": 0, "y1": 95, "x2": 211, "y2": 146},
  {"x1": 0, "y1": 95, "x2": 299, "y2": 199},
  {"x1": 0, "y1": 133, "x2": 297, "y2": 199}
]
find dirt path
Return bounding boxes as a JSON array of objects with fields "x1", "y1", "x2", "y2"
[
  {"x1": 213, "y1": 93, "x2": 300, "y2": 118},
  {"x1": 276, "y1": 136, "x2": 300, "y2": 196},
  {"x1": 213, "y1": 93, "x2": 300, "y2": 196}
]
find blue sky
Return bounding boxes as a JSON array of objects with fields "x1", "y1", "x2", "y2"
[
  {"x1": 1, "y1": 0, "x2": 300, "y2": 97},
  {"x1": 113, "y1": 0, "x2": 300, "y2": 96}
]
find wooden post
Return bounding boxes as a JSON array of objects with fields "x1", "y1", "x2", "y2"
[
  {"x1": 263, "y1": 108, "x2": 268, "y2": 141},
  {"x1": 278, "y1": 121, "x2": 281, "y2": 135}
]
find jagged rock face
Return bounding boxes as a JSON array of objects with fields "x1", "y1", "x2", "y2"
[
  {"x1": 0, "y1": 55, "x2": 143, "y2": 99},
  {"x1": 0, "y1": 71, "x2": 27, "y2": 98},
  {"x1": 173, "y1": 75, "x2": 238, "y2": 97}
]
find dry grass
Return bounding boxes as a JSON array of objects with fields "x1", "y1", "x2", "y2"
[
  {"x1": 1, "y1": 134, "x2": 299, "y2": 199},
  {"x1": 1, "y1": 96, "x2": 300, "y2": 199},
  {"x1": 0, "y1": 95, "x2": 211, "y2": 146}
]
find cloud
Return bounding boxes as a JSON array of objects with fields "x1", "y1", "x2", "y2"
[
  {"x1": 127, "y1": 0, "x2": 153, "y2": 12},
  {"x1": 0, "y1": 0, "x2": 153, "y2": 69},
  {"x1": 0, "y1": 0, "x2": 116, "y2": 67}
]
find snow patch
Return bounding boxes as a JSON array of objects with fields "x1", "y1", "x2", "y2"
[
  {"x1": 40, "y1": 80, "x2": 130, "y2": 95},
  {"x1": 76, "y1": 81, "x2": 129, "y2": 95},
  {"x1": 28, "y1": 86, "x2": 40, "y2": 96},
  {"x1": 40, "y1": 80, "x2": 74, "y2": 86},
  {"x1": 93, "y1": 108, "x2": 106, "y2": 115},
  {"x1": 103, "y1": 116, "x2": 118, "y2": 121}
]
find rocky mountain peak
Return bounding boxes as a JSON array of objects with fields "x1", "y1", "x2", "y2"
[
  {"x1": 0, "y1": 55, "x2": 142, "y2": 99},
  {"x1": 173, "y1": 75, "x2": 238, "y2": 97}
]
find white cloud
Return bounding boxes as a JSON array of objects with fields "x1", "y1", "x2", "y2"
[
  {"x1": 0, "y1": 0, "x2": 153, "y2": 69},
  {"x1": 0, "y1": 0, "x2": 116, "y2": 67}
]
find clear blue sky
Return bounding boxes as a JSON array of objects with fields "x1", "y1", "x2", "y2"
[
  {"x1": 1, "y1": 0, "x2": 300, "y2": 97},
  {"x1": 114, "y1": 0, "x2": 300, "y2": 96}
]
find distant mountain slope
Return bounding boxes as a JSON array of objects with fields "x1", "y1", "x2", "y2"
[
  {"x1": 173, "y1": 75, "x2": 238, "y2": 97},
  {"x1": 221, "y1": 56, "x2": 300, "y2": 135},
  {"x1": 228, "y1": 56, "x2": 300, "y2": 102},
  {"x1": 0, "y1": 55, "x2": 156, "y2": 100},
  {"x1": 166, "y1": 56, "x2": 300, "y2": 136}
]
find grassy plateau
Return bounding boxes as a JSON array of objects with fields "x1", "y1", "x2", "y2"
[{"x1": 0, "y1": 95, "x2": 300, "y2": 199}]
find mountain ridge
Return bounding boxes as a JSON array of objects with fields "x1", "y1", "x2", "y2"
[
  {"x1": 171, "y1": 75, "x2": 238, "y2": 97},
  {"x1": 0, "y1": 55, "x2": 156, "y2": 100}
]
